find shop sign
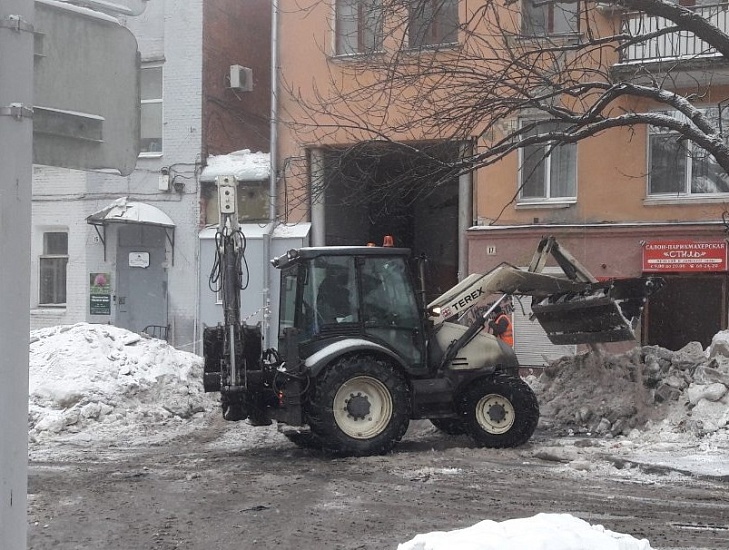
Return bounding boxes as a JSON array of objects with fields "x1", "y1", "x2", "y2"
[{"x1": 642, "y1": 240, "x2": 728, "y2": 272}]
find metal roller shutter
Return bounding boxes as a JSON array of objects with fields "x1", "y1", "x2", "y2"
[{"x1": 512, "y1": 268, "x2": 576, "y2": 368}]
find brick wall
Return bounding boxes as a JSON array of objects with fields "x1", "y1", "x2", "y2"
[{"x1": 202, "y1": 0, "x2": 271, "y2": 157}]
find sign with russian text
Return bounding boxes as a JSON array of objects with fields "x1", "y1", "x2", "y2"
[
  {"x1": 89, "y1": 272, "x2": 111, "y2": 315},
  {"x1": 642, "y1": 240, "x2": 728, "y2": 272}
]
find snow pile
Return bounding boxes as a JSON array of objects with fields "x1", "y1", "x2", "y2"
[
  {"x1": 28, "y1": 323, "x2": 214, "y2": 444},
  {"x1": 28, "y1": 322, "x2": 729, "y2": 458},
  {"x1": 397, "y1": 513, "x2": 652, "y2": 550},
  {"x1": 532, "y1": 331, "x2": 729, "y2": 440}
]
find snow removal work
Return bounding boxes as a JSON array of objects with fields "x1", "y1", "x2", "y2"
[{"x1": 202, "y1": 176, "x2": 663, "y2": 456}]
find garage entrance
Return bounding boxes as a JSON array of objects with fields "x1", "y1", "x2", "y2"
[{"x1": 320, "y1": 142, "x2": 464, "y2": 298}]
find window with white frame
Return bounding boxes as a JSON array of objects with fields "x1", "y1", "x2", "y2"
[
  {"x1": 521, "y1": 0, "x2": 579, "y2": 36},
  {"x1": 649, "y1": 108, "x2": 729, "y2": 196},
  {"x1": 140, "y1": 65, "x2": 163, "y2": 154},
  {"x1": 39, "y1": 231, "x2": 68, "y2": 306},
  {"x1": 408, "y1": 0, "x2": 459, "y2": 48},
  {"x1": 336, "y1": 0, "x2": 384, "y2": 55},
  {"x1": 519, "y1": 120, "x2": 577, "y2": 201}
]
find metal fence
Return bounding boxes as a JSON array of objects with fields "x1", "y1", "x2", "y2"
[{"x1": 621, "y1": 3, "x2": 728, "y2": 63}]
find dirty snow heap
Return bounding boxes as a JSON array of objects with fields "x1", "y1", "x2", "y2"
[
  {"x1": 28, "y1": 323, "x2": 214, "y2": 445},
  {"x1": 532, "y1": 331, "x2": 729, "y2": 443}
]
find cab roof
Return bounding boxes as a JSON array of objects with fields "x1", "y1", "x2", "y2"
[{"x1": 271, "y1": 246, "x2": 411, "y2": 269}]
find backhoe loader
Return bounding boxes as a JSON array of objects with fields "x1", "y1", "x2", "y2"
[{"x1": 203, "y1": 176, "x2": 662, "y2": 456}]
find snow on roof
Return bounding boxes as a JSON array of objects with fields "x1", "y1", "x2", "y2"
[
  {"x1": 38, "y1": 0, "x2": 121, "y2": 24},
  {"x1": 87, "y1": 197, "x2": 175, "y2": 227},
  {"x1": 198, "y1": 222, "x2": 311, "y2": 240},
  {"x1": 200, "y1": 149, "x2": 270, "y2": 183}
]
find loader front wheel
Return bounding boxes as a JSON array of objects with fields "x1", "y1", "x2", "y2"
[
  {"x1": 306, "y1": 355, "x2": 410, "y2": 456},
  {"x1": 457, "y1": 374, "x2": 539, "y2": 448}
]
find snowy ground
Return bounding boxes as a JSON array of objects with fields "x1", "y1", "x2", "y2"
[{"x1": 27, "y1": 323, "x2": 729, "y2": 549}]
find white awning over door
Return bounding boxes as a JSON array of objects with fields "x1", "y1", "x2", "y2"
[{"x1": 86, "y1": 197, "x2": 175, "y2": 262}]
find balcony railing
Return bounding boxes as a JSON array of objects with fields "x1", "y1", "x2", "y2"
[{"x1": 620, "y1": 3, "x2": 729, "y2": 64}]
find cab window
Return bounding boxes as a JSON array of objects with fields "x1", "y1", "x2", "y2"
[{"x1": 361, "y1": 257, "x2": 419, "y2": 328}]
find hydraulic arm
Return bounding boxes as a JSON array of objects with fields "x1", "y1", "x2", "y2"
[
  {"x1": 428, "y1": 237, "x2": 663, "y2": 346},
  {"x1": 216, "y1": 175, "x2": 245, "y2": 389}
]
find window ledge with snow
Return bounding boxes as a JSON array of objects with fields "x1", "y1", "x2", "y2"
[
  {"x1": 32, "y1": 306, "x2": 67, "y2": 313},
  {"x1": 644, "y1": 194, "x2": 729, "y2": 206},
  {"x1": 515, "y1": 199, "x2": 576, "y2": 209}
]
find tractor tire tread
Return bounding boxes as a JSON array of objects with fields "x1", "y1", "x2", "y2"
[
  {"x1": 305, "y1": 354, "x2": 410, "y2": 456},
  {"x1": 457, "y1": 372, "x2": 539, "y2": 448}
]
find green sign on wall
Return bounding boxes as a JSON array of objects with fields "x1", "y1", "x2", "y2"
[{"x1": 90, "y1": 272, "x2": 111, "y2": 315}]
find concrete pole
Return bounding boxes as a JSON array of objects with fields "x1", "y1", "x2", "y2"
[{"x1": 0, "y1": 0, "x2": 33, "y2": 548}]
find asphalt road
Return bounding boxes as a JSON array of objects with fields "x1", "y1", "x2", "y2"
[{"x1": 27, "y1": 424, "x2": 729, "y2": 550}]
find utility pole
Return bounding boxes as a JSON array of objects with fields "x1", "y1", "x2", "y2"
[{"x1": 0, "y1": 0, "x2": 33, "y2": 547}]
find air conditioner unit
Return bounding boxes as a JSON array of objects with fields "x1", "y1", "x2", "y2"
[{"x1": 229, "y1": 65, "x2": 253, "y2": 92}]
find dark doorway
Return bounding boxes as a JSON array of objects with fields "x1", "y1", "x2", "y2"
[
  {"x1": 322, "y1": 141, "x2": 463, "y2": 298},
  {"x1": 644, "y1": 274, "x2": 727, "y2": 350}
]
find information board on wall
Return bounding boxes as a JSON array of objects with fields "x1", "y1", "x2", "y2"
[{"x1": 89, "y1": 272, "x2": 111, "y2": 315}]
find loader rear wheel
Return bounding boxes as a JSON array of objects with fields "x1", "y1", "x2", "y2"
[
  {"x1": 306, "y1": 355, "x2": 410, "y2": 456},
  {"x1": 429, "y1": 418, "x2": 467, "y2": 435},
  {"x1": 457, "y1": 374, "x2": 539, "y2": 448}
]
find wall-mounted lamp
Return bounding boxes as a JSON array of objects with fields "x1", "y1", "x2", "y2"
[{"x1": 159, "y1": 167, "x2": 170, "y2": 191}]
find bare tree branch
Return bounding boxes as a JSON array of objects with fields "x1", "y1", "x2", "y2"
[{"x1": 278, "y1": 0, "x2": 729, "y2": 214}]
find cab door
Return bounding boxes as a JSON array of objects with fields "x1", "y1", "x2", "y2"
[{"x1": 359, "y1": 256, "x2": 426, "y2": 371}]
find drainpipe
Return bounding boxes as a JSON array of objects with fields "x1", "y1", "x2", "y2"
[
  {"x1": 310, "y1": 148, "x2": 326, "y2": 246},
  {"x1": 262, "y1": 0, "x2": 279, "y2": 347},
  {"x1": 458, "y1": 141, "x2": 473, "y2": 281},
  {"x1": 193, "y1": 230, "x2": 200, "y2": 354}
]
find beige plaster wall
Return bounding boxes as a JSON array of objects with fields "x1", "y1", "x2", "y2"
[{"x1": 276, "y1": 1, "x2": 729, "y2": 231}]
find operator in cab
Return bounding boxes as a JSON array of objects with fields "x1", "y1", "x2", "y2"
[{"x1": 489, "y1": 304, "x2": 514, "y2": 347}]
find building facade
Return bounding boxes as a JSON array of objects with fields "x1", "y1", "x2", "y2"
[
  {"x1": 30, "y1": 0, "x2": 272, "y2": 352},
  {"x1": 274, "y1": 0, "x2": 729, "y2": 358}
]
